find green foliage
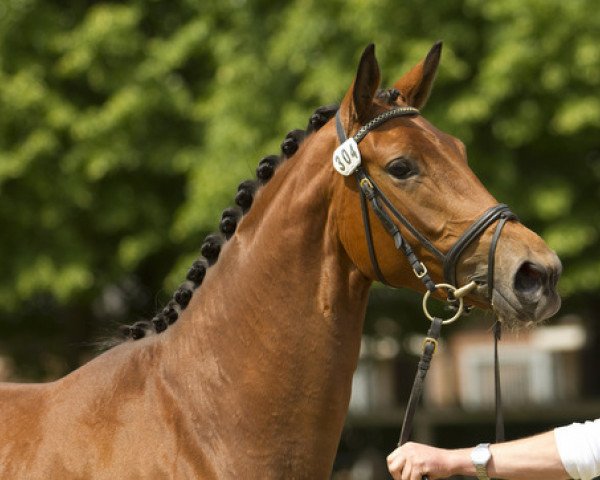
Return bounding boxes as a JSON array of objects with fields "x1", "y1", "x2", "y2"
[{"x1": 0, "y1": 0, "x2": 599, "y2": 376}]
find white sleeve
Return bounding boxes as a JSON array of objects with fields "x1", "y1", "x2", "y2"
[{"x1": 554, "y1": 419, "x2": 600, "y2": 480}]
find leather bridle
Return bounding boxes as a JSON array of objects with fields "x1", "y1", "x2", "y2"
[
  {"x1": 334, "y1": 107, "x2": 517, "y2": 299},
  {"x1": 334, "y1": 106, "x2": 516, "y2": 469}
]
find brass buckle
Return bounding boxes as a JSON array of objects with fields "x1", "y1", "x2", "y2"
[
  {"x1": 413, "y1": 262, "x2": 428, "y2": 279},
  {"x1": 359, "y1": 177, "x2": 373, "y2": 190},
  {"x1": 422, "y1": 336, "x2": 438, "y2": 354}
]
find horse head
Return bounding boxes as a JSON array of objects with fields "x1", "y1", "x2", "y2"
[{"x1": 332, "y1": 43, "x2": 561, "y2": 326}]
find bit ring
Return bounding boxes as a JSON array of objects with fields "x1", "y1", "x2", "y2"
[{"x1": 422, "y1": 283, "x2": 464, "y2": 324}]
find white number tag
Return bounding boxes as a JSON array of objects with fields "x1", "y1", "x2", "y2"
[{"x1": 332, "y1": 138, "x2": 361, "y2": 176}]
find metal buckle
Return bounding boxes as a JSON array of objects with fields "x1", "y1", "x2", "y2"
[
  {"x1": 413, "y1": 262, "x2": 428, "y2": 279},
  {"x1": 359, "y1": 177, "x2": 373, "y2": 190},
  {"x1": 422, "y1": 336, "x2": 438, "y2": 354}
]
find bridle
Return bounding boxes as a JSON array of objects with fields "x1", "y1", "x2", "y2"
[
  {"x1": 334, "y1": 106, "x2": 517, "y2": 299},
  {"x1": 333, "y1": 106, "x2": 517, "y2": 472}
]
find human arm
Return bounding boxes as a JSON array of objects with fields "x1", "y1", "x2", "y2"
[{"x1": 387, "y1": 430, "x2": 569, "y2": 480}]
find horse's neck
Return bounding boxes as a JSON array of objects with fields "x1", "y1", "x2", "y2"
[{"x1": 163, "y1": 137, "x2": 372, "y2": 473}]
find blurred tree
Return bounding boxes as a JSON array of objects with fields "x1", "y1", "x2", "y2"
[{"x1": 0, "y1": 0, "x2": 598, "y2": 378}]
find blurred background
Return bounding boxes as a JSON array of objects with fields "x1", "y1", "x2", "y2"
[{"x1": 0, "y1": 0, "x2": 598, "y2": 478}]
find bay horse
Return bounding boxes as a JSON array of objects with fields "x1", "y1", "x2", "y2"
[{"x1": 0, "y1": 43, "x2": 561, "y2": 479}]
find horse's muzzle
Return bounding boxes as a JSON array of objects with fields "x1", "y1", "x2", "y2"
[{"x1": 512, "y1": 255, "x2": 562, "y2": 321}]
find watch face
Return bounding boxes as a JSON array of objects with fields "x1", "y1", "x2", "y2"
[{"x1": 472, "y1": 444, "x2": 492, "y2": 464}]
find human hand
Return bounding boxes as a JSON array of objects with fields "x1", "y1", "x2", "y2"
[{"x1": 387, "y1": 442, "x2": 460, "y2": 480}]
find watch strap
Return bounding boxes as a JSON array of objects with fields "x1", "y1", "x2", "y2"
[{"x1": 475, "y1": 463, "x2": 490, "y2": 480}]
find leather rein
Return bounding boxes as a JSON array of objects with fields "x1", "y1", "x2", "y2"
[{"x1": 333, "y1": 107, "x2": 517, "y2": 467}]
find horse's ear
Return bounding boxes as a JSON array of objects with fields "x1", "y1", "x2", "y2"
[
  {"x1": 393, "y1": 41, "x2": 442, "y2": 110},
  {"x1": 341, "y1": 44, "x2": 381, "y2": 128}
]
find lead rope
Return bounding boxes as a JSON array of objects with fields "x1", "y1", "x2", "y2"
[
  {"x1": 398, "y1": 283, "x2": 474, "y2": 447},
  {"x1": 494, "y1": 321, "x2": 505, "y2": 443},
  {"x1": 395, "y1": 300, "x2": 506, "y2": 480},
  {"x1": 398, "y1": 282, "x2": 476, "y2": 480},
  {"x1": 488, "y1": 211, "x2": 514, "y2": 444},
  {"x1": 398, "y1": 317, "x2": 443, "y2": 447}
]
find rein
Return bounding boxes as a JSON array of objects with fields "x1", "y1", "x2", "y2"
[{"x1": 334, "y1": 107, "x2": 517, "y2": 474}]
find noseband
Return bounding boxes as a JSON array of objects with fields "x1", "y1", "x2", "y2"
[{"x1": 334, "y1": 107, "x2": 518, "y2": 299}]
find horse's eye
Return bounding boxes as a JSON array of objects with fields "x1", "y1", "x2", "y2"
[{"x1": 385, "y1": 158, "x2": 418, "y2": 180}]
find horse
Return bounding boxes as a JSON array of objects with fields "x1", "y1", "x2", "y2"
[{"x1": 0, "y1": 42, "x2": 561, "y2": 479}]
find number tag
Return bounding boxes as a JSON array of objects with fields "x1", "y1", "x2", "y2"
[{"x1": 332, "y1": 138, "x2": 361, "y2": 176}]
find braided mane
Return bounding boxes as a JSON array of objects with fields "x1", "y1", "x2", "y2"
[{"x1": 118, "y1": 104, "x2": 339, "y2": 341}]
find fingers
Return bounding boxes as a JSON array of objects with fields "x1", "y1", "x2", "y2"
[
  {"x1": 387, "y1": 449, "x2": 405, "y2": 480},
  {"x1": 387, "y1": 447, "x2": 430, "y2": 480}
]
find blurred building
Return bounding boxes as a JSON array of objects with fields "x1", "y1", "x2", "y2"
[{"x1": 334, "y1": 314, "x2": 598, "y2": 480}]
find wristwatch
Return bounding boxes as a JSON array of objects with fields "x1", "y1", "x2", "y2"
[{"x1": 470, "y1": 443, "x2": 492, "y2": 480}]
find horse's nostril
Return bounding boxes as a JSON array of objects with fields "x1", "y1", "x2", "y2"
[{"x1": 514, "y1": 261, "x2": 546, "y2": 296}]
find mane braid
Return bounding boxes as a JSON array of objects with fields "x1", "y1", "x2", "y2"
[
  {"x1": 377, "y1": 88, "x2": 401, "y2": 105},
  {"x1": 118, "y1": 103, "x2": 339, "y2": 342}
]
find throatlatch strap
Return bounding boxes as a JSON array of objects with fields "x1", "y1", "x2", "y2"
[{"x1": 357, "y1": 175, "x2": 389, "y2": 284}]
